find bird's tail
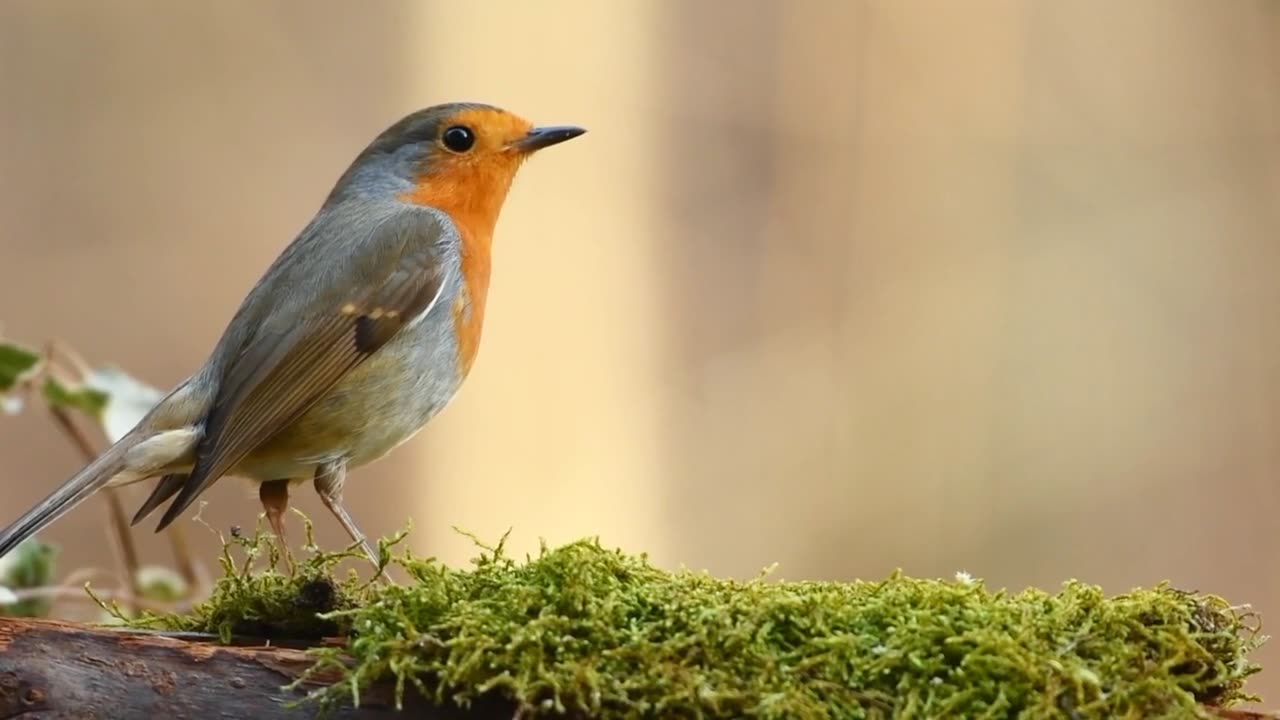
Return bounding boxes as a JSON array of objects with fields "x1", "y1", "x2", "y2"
[
  {"x1": 0, "y1": 424, "x2": 200, "y2": 558},
  {"x1": 0, "y1": 434, "x2": 138, "y2": 559}
]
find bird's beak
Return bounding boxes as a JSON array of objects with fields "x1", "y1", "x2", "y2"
[{"x1": 509, "y1": 125, "x2": 587, "y2": 153}]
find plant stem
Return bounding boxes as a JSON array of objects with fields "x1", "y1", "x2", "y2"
[
  {"x1": 45, "y1": 403, "x2": 142, "y2": 616},
  {"x1": 9, "y1": 585, "x2": 180, "y2": 614}
]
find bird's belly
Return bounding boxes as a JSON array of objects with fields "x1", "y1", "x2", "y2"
[{"x1": 237, "y1": 316, "x2": 464, "y2": 480}]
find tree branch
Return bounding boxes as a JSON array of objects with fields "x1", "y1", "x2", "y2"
[{"x1": 0, "y1": 617, "x2": 520, "y2": 719}]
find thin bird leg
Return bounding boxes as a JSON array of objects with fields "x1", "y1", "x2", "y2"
[
  {"x1": 258, "y1": 479, "x2": 295, "y2": 573},
  {"x1": 312, "y1": 461, "x2": 379, "y2": 571}
]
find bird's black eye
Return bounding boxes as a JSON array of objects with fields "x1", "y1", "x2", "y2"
[{"x1": 442, "y1": 125, "x2": 476, "y2": 153}]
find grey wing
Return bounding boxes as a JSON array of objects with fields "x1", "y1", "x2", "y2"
[{"x1": 146, "y1": 205, "x2": 454, "y2": 531}]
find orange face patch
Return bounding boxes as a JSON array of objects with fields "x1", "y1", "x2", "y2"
[
  {"x1": 444, "y1": 107, "x2": 535, "y2": 153},
  {"x1": 398, "y1": 107, "x2": 536, "y2": 379},
  {"x1": 399, "y1": 108, "x2": 534, "y2": 228}
]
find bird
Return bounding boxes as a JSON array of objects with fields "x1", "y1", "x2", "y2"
[{"x1": 0, "y1": 102, "x2": 585, "y2": 566}]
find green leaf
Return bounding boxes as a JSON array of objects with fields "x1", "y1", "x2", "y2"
[
  {"x1": 42, "y1": 375, "x2": 109, "y2": 418},
  {"x1": 0, "y1": 538, "x2": 57, "y2": 618},
  {"x1": 0, "y1": 340, "x2": 41, "y2": 393}
]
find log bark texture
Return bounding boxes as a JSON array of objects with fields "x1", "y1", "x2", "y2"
[
  {"x1": 0, "y1": 616, "x2": 1271, "y2": 719},
  {"x1": 0, "y1": 617, "x2": 518, "y2": 719}
]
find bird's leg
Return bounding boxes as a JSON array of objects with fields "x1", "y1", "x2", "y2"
[
  {"x1": 313, "y1": 461, "x2": 380, "y2": 572},
  {"x1": 258, "y1": 479, "x2": 295, "y2": 573}
]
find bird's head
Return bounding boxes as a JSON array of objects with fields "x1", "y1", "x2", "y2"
[{"x1": 327, "y1": 102, "x2": 585, "y2": 230}]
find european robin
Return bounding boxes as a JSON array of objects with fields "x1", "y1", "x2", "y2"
[{"x1": 0, "y1": 102, "x2": 585, "y2": 565}]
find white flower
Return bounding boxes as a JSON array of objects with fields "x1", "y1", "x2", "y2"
[
  {"x1": 83, "y1": 367, "x2": 165, "y2": 443},
  {"x1": 0, "y1": 394, "x2": 22, "y2": 415}
]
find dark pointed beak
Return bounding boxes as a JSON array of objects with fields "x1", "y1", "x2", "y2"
[{"x1": 510, "y1": 125, "x2": 586, "y2": 153}]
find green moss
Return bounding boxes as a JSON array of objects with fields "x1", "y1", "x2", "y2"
[
  {"x1": 116, "y1": 517, "x2": 372, "y2": 641},
  {"x1": 119, "y1": 523, "x2": 1266, "y2": 719}
]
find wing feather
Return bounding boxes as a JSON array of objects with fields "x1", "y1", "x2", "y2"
[{"x1": 150, "y1": 208, "x2": 451, "y2": 531}]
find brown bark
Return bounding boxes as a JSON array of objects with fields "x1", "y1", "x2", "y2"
[
  {"x1": 0, "y1": 617, "x2": 517, "y2": 719},
  {"x1": 0, "y1": 617, "x2": 1271, "y2": 719}
]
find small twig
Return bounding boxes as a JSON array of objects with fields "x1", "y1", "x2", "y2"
[
  {"x1": 53, "y1": 567, "x2": 110, "y2": 589},
  {"x1": 40, "y1": 567, "x2": 111, "y2": 616},
  {"x1": 45, "y1": 402, "x2": 142, "y2": 615},
  {"x1": 103, "y1": 489, "x2": 142, "y2": 595},
  {"x1": 44, "y1": 403, "x2": 96, "y2": 461},
  {"x1": 43, "y1": 339, "x2": 93, "y2": 379},
  {"x1": 11, "y1": 337, "x2": 211, "y2": 614},
  {"x1": 46, "y1": 340, "x2": 206, "y2": 605},
  {"x1": 166, "y1": 523, "x2": 205, "y2": 593},
  {"x1": 10, "y1": 585, "x2": 182, "y2": 614}
]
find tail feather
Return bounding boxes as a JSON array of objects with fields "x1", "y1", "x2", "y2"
[
  {"x1": 130, "y1": 473, "x2": 188, "y2": 526},
  {"x1": 0, "y1": 439, "x2": 133, "y2": 558}
]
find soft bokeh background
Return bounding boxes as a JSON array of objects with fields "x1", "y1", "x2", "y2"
[{"x1": 2, "y1": 0, "x2": 1279, "y2": 705}]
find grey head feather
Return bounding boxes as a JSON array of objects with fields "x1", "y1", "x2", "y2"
[{"x1": 322, "y1": 102, "x2": 502, "y2": 208}]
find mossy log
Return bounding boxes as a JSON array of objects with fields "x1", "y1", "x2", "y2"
[
  {"x1": 0, "y1": 617, "x2": 518, "y2": 719},
  {"x1": 5, "y1": 532, "x2": 1272, "y2": 718},
  {"x1": 0, "y1": 618, "x2": 1270, "y2": 720}
]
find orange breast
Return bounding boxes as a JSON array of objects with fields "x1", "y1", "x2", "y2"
[
  {"x1": 450, "y1": 224, "x2": 491, "y2": 378},
  {"x1": 399, "y1": 160, "x2": 509, "y2": 381}
]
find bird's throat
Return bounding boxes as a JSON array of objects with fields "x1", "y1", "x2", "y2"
[{"x1": 400, "y1": 178, "x2": 503, "y2": 380}]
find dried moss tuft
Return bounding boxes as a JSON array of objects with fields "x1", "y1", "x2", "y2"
[{"x1": 122, "y1": 522, "x2": 1266, "y2": 719}]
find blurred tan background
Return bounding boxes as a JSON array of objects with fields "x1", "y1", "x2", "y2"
[{"x1": 2, "y1": 0, "x2": 1280, "y2": 704}]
